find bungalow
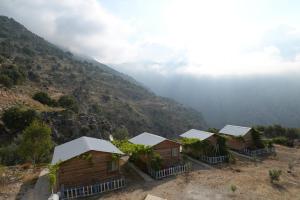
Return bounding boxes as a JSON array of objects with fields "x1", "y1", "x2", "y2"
[
  {"x1": 129, "y1": 132, "x2": 189, "y2": 179},
  {"x1": 219, "y1": 125, "x2": 253, "y2": 151},
  {"x1": 129, "y1": 132, "x2": 181, "y2": 168},
  {"x1": 180, "y1": 129, "x2": 217, "y2": 144},
  {"x1": 219, "y1": 125, "x2": 275, "y2": 156},
  {"x1": 180, "y1": 129, "x2": 228, "y2": 164},
  {"x1": 51, "y1": 136, "x2": 125, "y2": 199}
]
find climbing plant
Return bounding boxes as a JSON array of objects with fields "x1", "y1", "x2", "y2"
[
  {"x1": 48, "y1": 161, "x2": 61, "y2": 192},
  {"x1": 180, "y1": 138, "x2": 215, "y2": 157},
  {"x1": 215, "y1": 135, "x2": 229, "y2": 156},
  {"x1": 113, "y1": 140, "x2": 161, "y2": 169}
]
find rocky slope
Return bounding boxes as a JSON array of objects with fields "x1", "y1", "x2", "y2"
[{"x1": 0, "y1": 16, "x2": 206, "y2": 143}]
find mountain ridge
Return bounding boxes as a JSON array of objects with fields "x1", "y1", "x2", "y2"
[{"x1": 0, "y1": 16, "x2": 207, "y2": 143}]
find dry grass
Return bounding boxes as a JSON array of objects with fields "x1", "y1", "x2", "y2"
[
  {"x1": 0, "y1": 165, "x2": 42, "y2": 200},
  {"x1": 99, "y1": 145, "x2": 300, "y2": 200}
]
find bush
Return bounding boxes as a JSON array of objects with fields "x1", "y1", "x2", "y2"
[
  {"x1": 0, "y1": 74, "x2": 13, "y2": 88},
  {"x1": 58, "y1": 95, "x2": 78, "y2": 112},
  {"x1": 230, "y1": 184, "x2": 237, "y2": 193},
  {"x1": 2, "y1": 107, "x2": 39, "y2": 132},
  {"x1": 0, "y1": 143, "x2": 20, "y2": 165},
  {"x1": 272, "y1": 137, "x2": 289, "y2": 146},
  {"x1": 0, "y1": 65, "x2": 26, "y2": 86},
  {"x1": 269, "y1": 169, "x2": 282, "y2": 183},
  {"x1": 33, "y1": 92, "x2": 56, "y2": 106},
  {"x1": 112, "y1": 127, "x2": 129, "y2": 140},
  {"x1": 251, "y1": 129, "x2": 265, "y2": 149},
  {"x1": 18, "y1": 120, "x2": 53, "y2": 164}
]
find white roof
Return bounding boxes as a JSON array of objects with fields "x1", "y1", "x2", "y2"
[
  {"x1": 129, "y1": 132, "x2": 167, "y2": 147},
  {"x1": 144, "y1": 194, "x2": 167, "y2": 200},
  {"x1": 180, "y1": 129, "x2": 214, "y2": 141},
  {"x1": 219, "y1": 125, "x2": 252, "y2": 137},
  {"x1": 51, "y1": 136, "x2": 123, "y2": 164}
]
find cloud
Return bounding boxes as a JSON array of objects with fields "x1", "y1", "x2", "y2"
[
  {"x1": 1, "y1": 0, "x2": 300, "y2": 77},
  {"x1": 0, "y1": 0, "x2": 137, "y2": 64},
  {"x1": 262, "y1": 25, "x2": 300, "y2": 60}
]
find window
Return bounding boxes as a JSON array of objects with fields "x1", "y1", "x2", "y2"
[
  {"x1": 171, "y1": 148, "x2": 179, "y2": 157},
  {"x1": 107, "y1": 160, "x2": 118, "y2": 172}
]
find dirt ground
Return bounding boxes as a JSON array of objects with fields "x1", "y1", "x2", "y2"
[
  {"x1": 1, "y1": 145, "x2": 299, "y2": 200},
  {"x1": 95, "y1": 145, "x2": 300, "y2": 200},
  {"x1": 0, "y1": 164, "x2": 42, "y2": 200}
]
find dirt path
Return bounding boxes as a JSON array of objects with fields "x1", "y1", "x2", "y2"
[
  {"x1": 21, "y1": 169, "x2": 50, "y2": 200},
  {"x1": 94, "y1": 145, "x2": 300, "y2": 200}
]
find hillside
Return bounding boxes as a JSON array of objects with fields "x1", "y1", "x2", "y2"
[
  {"x1": 0, "y1": 16, "x2": 206, "y2": 144},
  {"x1": 117, "y1": 69, "x2": 300, "y2": 128}
]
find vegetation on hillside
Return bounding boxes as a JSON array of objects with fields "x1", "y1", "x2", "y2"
[
  {"x1": 0, "y1": 15, "x2": 207, "y2": 148},
  {"x1": 255, "y1": 125, "x2": 300, "y2": 147}
]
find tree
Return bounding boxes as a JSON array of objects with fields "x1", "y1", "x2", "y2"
[
  {"x1": 58, "y1": 95, "x2": 78, "y2": 112},
  {"x1": 18, "y1": 120, "x2": 53, "y2": 164},
  {"x1": 251, "y1": 129, "x2": 265, "y2": 149},
  {"x1": 112, "y1": 127, "x2": 129, "y2": 140},
  {"x1": 2, "y1": 107, "x2": 38, "y2": 131},
  {"x1": 33, "y1": 92, "x2": 56, "y2": 106}
]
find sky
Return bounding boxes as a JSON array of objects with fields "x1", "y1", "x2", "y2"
[{"x1": 1, "y1": 0, "x2": 300, "y2": 76}]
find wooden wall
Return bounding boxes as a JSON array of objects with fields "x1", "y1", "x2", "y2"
[
  {"x1": 226, "y1": 132, "x2": 254, "y2": 150},
  {"x1": 153, "y1": 140, "x2": 181, "y2": 167},
  {"x1": 56, "y1": 151, "x2": 121, "y2": 191}
]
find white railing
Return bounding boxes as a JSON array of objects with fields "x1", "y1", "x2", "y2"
[
  {"x1": 61, "y1": 177, "x2": 125, "y2": 199},
  {"x1": 243, "y1": 147, "x2": 275, "y2": 157},
  {"x1": 200, "y1": 155, "x2": 228, "y2": 164},
  {"x1": 148, "y1": 163, "x2": 191, "y2": 180}
]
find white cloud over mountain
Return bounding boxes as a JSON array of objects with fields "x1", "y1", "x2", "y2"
[{"x1": 1, "y1": 0, "x2": 300, "y2": 76}]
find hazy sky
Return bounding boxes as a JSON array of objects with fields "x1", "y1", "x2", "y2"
[{"x1": 1, "y1": 0, "x2": 300, "y2": 76}]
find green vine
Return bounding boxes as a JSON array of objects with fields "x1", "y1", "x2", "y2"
[
  {"x1": 112, "y1": 153, "x2": 121, "y2": 161},
  {"x1": 48, "y1": 161, "x2": 61, "y2": 192},
  {"x1": 79, "y1": 153, "x2": 93, "y2": 165},
  {"x1": 113, "y1": 140, "x2": 161, "y2": 169}
]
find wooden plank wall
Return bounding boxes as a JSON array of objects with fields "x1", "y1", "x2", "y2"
[
  {"x1": 153, "y1": 140, "x2": 181, "y2": 167},
  {"x1": 57, "y1": 150, "x2": 120, "y2": 190},
  {"x1": 226, "y1": 132, "x2": 254, "y2": 150}
]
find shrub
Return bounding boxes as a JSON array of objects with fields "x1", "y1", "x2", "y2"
[
  {"x1": 0, "y1": 143, "x2": 20, "y2": 165},
  {"x1": 230, "y1": 184, "x2": 237, "y2": 193},
  {"x1": 33, "y1": 92, "x2": 56, "y2": 106},
  {"x1": 150, "y1": 153, "x2": 162, "y2": 171},
  {"x1": 0, "y1": 74, "x2": 13, "y2": 88},
  {"x1": 0, "y1": 65, "x2": 26, "y2": 85},
  {"x1": 58, "y1": 95, "x2": 78, "y2": 112},
  {"x1": 18, "y1": 120, "x2": 53, "y2": 164},
  {"x1": 272, "y1": 137, "x2": 289, "y2": 146},
  {"x1": 112, "y1": 127, "x2": 129, "y2": 140},
  {"x1": 269, "y1": 169, "x2": 282, "y2": 183},
  {"x1": 2, "y1": 107, "x2": 39, "y2": 132}
]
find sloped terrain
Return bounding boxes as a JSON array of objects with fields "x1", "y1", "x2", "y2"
[{"x1": 0, "y1": 16, "x2": 206, "y2": 143}]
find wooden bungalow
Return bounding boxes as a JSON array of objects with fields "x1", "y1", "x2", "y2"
[
  {"x1": 219, "y1": 125, "x2": 275, "y2": 156},
  {"x1": 129, "y1": 132, "x2": 181, "y2": 168},
  {"x1": 180, "y1": 129, "x2": 228, "y2": 164},
  {"x1": 180, "y1": 129, "x2": 217, "y2": 145},
  {"x1": 219, "y1": 125, "x2": 254, "y2": 151},
  {"x1": 51, "y1": 136, "x2": 125, "y2": 199},
  {"x1": 129, "y1": 132, "x2": 189, "y2": 179}
]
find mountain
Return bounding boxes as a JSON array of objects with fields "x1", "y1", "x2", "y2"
[
  {"x1": 0, "y1": 16, "x2": 207, "y2": 143},
  {"x1": 113, "y1": 65, "x2": 300, "y2": 128}
]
